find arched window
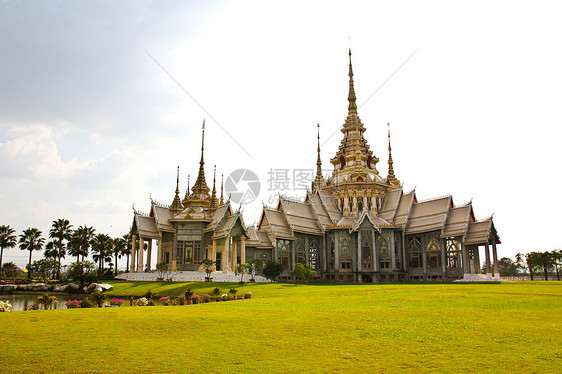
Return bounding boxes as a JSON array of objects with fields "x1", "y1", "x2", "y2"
[{"x1": 358, "y1": 200, "x2": 363, "y2": 214}]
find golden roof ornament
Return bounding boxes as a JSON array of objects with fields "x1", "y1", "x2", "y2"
[
  {"x1": 210, "y1": 165, "x2": 218, "y2": 209},
  {"x1": 312, "y1": 123, "x2": 324, "y2": 194},
  {"x1": 219, "y1": 173, "x2": 224, "y2": 206},
  {"x1": 387, "y1": 122, "x2": 399, "y2": 186},
  {"x1": 170, "y1": 165, "x2": 184, "y2": 215}
]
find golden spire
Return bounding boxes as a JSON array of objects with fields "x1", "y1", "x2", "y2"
[
  {"x1": 170, "y1": 165, "x2": 184, "y2": 215},
  {"x1": 190, "y1": 119, "x2": 211, "y2": 198},
  {"x1": 387, "y1": 122, "x2": 399, "y2": 186},
  {"x1": 210, "y1": 165, "x2": 218, "y2": 209},
  {"x1": 348, "y1": 49, "x2": 357, "y2": 114},
  {"x1": 183, "y1": 174, "x2": 191, "y2": 207},
  {"x1": 312, "y1": 123, "x2": 324, "y2": 193},
  {"x1": 219, "y1": 173, "x2": 224, "y2": 205}
]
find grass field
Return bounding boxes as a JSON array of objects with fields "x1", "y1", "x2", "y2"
[{"x1": 1, "y1": 281, "x2": 561, "y2": 373}]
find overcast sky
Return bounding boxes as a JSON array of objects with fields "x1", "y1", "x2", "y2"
[{"x1": 1, "y1": 0, "x2": 561, "y2": 268}]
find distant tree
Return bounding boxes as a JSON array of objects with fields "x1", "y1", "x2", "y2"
[
  {"x1": 74, "y1": 226, "x2": 96, "y2": 261},
  {"x1": 2, "y1": 262, "x2": 24, "y2": 279},
  {"x1": 112, "y1": 237, "x2": 127, "y2": 276},
  {"x1": 235, "y1": 263, "x2": 246, "y2": 282},
  {"x1": 0, "y1": 225, "x2": 17, "y2": 271},
  {"x1": 31, "y1": 258, "x2": 60, "y2": 282},
  {"x1": 49, "y1": 219, "x2": 73, "y2": 279},
  {"x1": 156, "y1": 261, "x2": 172, "y2": 281},
  {"x1": 68, "y1": 260, "x2": 96, "y2": 287},
  {"x1": 535, "y1": 251, "x2": 555, "y2": 281},
  {"x1": 290, "y1": 263, "x2": 317, "y2": 284},
  {"x1": 552, "y1": 249, "x2": 562, "y2": 281},
  {"x1": 19, "y1": 228, "x2": 45, "y2": 279},
  {"x1": 67, "y1": 231, "x2": 82, "y2": 263},
  {"x1": 247, "y1": 258, "x2": 263, "y2": 281},
  {"x1": 91, "y1": 234, "x2": 113, "y2": 275},
  {"x1": 201, "y1": 258, "x2": 216, "y2": 279},
  {"x1": 498, "y1": 257, "x2": 520, "y2": 276},
  {"x1": 263, "y1": 261, "x2": 284, "y2": 282},
  {"x1": 121, "y1": 234, "x2": 132, "y2": 272}
]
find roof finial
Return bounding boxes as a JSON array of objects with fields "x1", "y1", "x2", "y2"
[
  {"x1": 348, "y1": 49, "x2": 357, "y2": 114},
  {"x1": 220, "y1": 173, "x2": 224, "y2": 205},
  {"x1": 210, "y1": 165, "x2": 218, "y2": 209},
  {"x1": 170, "y1": 165, "x2": 183, "y2": 216},
  {"x1": 313, "y1": 123, "x2": 324, "y2": 193},
  {"x1": 387, "y1": 122, "x2": 399, "y2": 186},
  {"x1": 183, "y1": 174, "x2": 191, "y2": 207}
]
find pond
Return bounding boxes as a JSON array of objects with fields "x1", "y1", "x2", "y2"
[{"x1": 1, "y1": 293, "x2": 87, "y2": 311}]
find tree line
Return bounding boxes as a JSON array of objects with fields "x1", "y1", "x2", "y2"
[
  {"x1": 0, "y1": 220, "x2": 131, "y2": 281},
  {"x1": 494, "y1": 250, "x2": 562, "y2": 280}
]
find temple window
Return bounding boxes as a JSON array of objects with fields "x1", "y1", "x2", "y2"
[
  {"x1": 341, "y1": 260, "x2": 352, "y2": 269},
  {"x1": 339, "y1": 234, "x2": 351, "y2": 258},
  {"x1": 425, "y1": 232, "x2": 441, "y2": 268},
  {"x1": 277, "y1": 239, "x2": 291, "y2": 269},
  {"x1": 309, "y1": 237, "x2": 320, "y2": 271},
  {"x1": 295, "y1": 236, "x2": 306, "y2": 264},
  {"x1": 358, "y1": 198, "x2": 363, "y2": 214},
  {"x1": 445, "y1": 237, "x2": 462, "y2": 268},
  {"x1": 407, "y1": 236, "x2": 422, "y2": 268},
  {"x1": 340, "y1": 156, "x2": 346, "y2": 169}
]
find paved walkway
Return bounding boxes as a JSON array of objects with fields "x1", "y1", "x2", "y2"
[{"x1": 116, "y1": 271, "x2": 271, "y2": 283}]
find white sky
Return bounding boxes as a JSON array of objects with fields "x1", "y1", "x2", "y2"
[{"x1": 1, "y1": 0, "x2": 561, "y2": 269}]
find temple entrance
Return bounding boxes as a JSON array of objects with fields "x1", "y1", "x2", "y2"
[
  {"x1": 361, "y1": 274, "x2": 372, "y2": 283},
  {"x1": 216, "y1": 252, "x2": 222, "y2": 271}
]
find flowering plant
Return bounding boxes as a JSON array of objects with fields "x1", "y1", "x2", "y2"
[
  {"x1": 203, "y1": 294, "x2": 211, "y2": 303},
  {"x1": 65, "y1": 299, "x2": 81, "y2": 309},
  {"x1": 109, "y1": 298, "x2": 125, "y2": 306},
  {"x1": 176, "y1": 295, "x2": 185, "y2": 305},
  {"x1": 170, "y1": 298, "x2": 178, "y2": 306},
  {"x1": 159, "y1": 296, "x2": 171, "y2": 305},
  {"x1": 26, "y1": 303, "x2": 40, "y2": 311},
  {"x1": 221, "y1": 293, "x2": 228, "y2": 301},
  {"x1": 244, "y1": 291, "x2": 253, "y2": 299},
  {"x1": 0, "y1": 300, "x2": 12, "y2": 312},
  {"x1": 191, "y1": 294, "x2": 201, "y2": 304},
  {"x1": 135, "y1": 297, "x2": 149, "y2": 306}
]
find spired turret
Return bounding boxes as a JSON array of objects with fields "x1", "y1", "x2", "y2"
[
  {"x1": 183, "y1": 120, "x2": 212, "y2": 209},
  {"x1": 324, "y1": 50, "x2": 400, "y2": 217},
  {"x1": 170, "y1": 166, "x2": 184, "y2": 216}
]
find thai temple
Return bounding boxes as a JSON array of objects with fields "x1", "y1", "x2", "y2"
[{"x1": 129, "y1": 50, "x2": 501, "y2": 282}]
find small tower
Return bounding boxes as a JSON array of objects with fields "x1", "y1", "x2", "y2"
[
  {"x1": 312, "y1": 123, "x2": 324, "y2": 194},
  {"x1": 219, "y1": 173, "x2": 224, "y2": 206},
  {"x1": 387, "y1": 122, "x2": 400, "y2": 187},
  {"x1": 182, "y1": 174, "x2": 190, "y2": 208},
  {"x1": 210, "y1": 165, "x2": 218, "y2": 209},
  {"x1": 170, "y1": 166, "x2": 184, "y2": 216},
  {"x1": 183, "y1": 120, "x2": 211, "y2": 208}
]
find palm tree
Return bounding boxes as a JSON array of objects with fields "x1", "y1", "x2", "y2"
[
  {"x1": 0, "y1": 225, "x2": 17, "y2": 270},
  {"x1": 112, "y1": 237, "x2": 127, "y2": 276},
  {"x1": 121, "y1": 234, "x2": 132, "y2": 272},
  {"x1": 49, "y1": 219, "x2": 73, "y2": 279},
  {"x1": 74, "y1": 226, "x2": 96, "y2": 261},
  {"x1": 67, "y1": 231, "x2": 82, "y2": 262},
  {"x1": 92, "y1": 233, "x2": 113, "y2": 275},
  {"x1": 19, "y1": 228, "x2": 45, "y2": 279}
]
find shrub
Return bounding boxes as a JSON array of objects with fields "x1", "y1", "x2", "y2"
[
  {"x1": 203, "y1": 294, "x2": 211, "y2": 303},
  {"x1": 37, "y1": 292, "x2": 58, "y2": 310},
  {"x1": 135, "y1": 297, "x2": 149, "y2": 306},
  {"x1": 65, "y1": 299, "x2": 81, "y2": 309},
  {"x1": 0, "y1": 300, "x2": 12, "y2": 312},
  {"x1": 229, "y1": 288, "x2": 238, "y2": 295},
  {"x1": 89, "y1": 291, "x2": 107, "y2": 308},
  {"x1": 211, "y1": 287, "x2": 220, "y2": 295},
  {"x1": 80, "y1": 298, "x2": 95, "y2": 308},
  {"x1": 144, "y1": 289, "x2": 157, "y2": 299},
  {"x1": 170, "y1": 298, "x2": 178, "y2": 306},
  {"x1": 191, "y1": 295, "x2": 201, "y2": 304},
  {"x1": 109, "y1": 298, "x2": 125, "y2": 306},
  {"x1": 159, "y1": 296, "x2": 171, "y2": 306},
  {"x1": 184, "y1": 288, "x2": 194, "y2": 298},
  {"x1": 220, "y1": 293, "x2": 228, "y2": 301},
  {"x1": 177, "y1": 295, "x2": 186, "y2": 305},
  {"x1": 244, "y1": 291, "x2": 253, "y2": 299},
  {"x1": 26, "y1": 303, "x2": 40, "y2": 311}
]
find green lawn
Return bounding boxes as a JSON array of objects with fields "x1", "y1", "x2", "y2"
[{"x1": 1, "y1": 282, "x2": 561, "y2": 373}]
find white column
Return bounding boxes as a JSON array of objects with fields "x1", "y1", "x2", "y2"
[
  {"x1": 130, "y1": 235, "x2": 137, "y2": 273},
  {"x1": 241, "y1": 236, "x2": 246, "y2": 264},
  {"x1": 485, "y1": 243, "x2": 491, "y2": 274},
  {"x1": 138, "y1": 236, "x2": 144, "y2": 272}
]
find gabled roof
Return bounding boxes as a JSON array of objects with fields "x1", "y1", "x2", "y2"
[
  {"x1": 258, "y1": 208, "x2": 294, "y2": 240},
  {"x1": 306, "y1": 192, "x2": 333, "y2": 229},
  {"x1": 245, "y1": 226, "x2": 274, "y2": 248},
  {"x1": 203, "y1": 202, "x2": 232, "y2": 233},
  {"x1": 318, "y1": 190, "x2": 342, "y2": 223},
  {"x1": 379, "y1": 189, "x2": 402, "y2": 223},
  {"x1": 213, "y1": 212, "x2": 248, "y2": 239},
  {"x1": 405, "y1": 195, "x2": 452, "y2": 235},
  {"x1": 393, "y1": 190, "x2": 416, "y2": 227},
  {"x1": 464, "y1": 217, "x2": 500, "y2": 245},
  {"x1": 150, "y1": 203, "x2": 174, "y2": 232},
  {"x1": 278, "y1": 197, "x2": 323, "y2": 235},
  {"x1": 350, "y1": 211, "x2": 386, "y2": 232},
  {"x1": 133, "y1": 213, "x2": 159, "y2": 239},
  {"x1": 442, "y1": 203, "x2": 474, "y2": 238}
]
